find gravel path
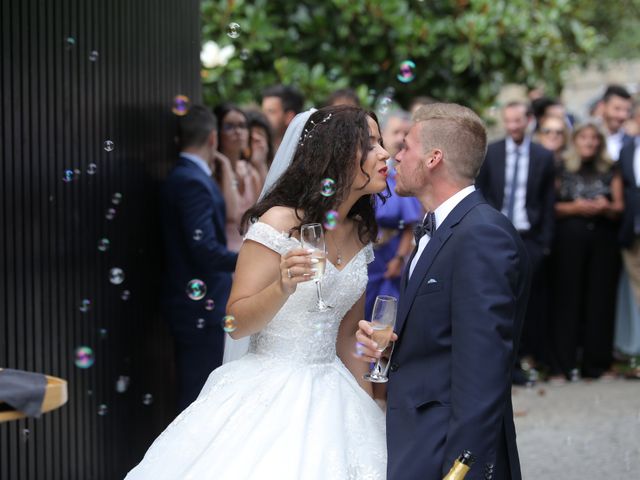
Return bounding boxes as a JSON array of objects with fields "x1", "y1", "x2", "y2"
[{"x1": 513, "y1": 378, "x2": 640, "y2": 479}]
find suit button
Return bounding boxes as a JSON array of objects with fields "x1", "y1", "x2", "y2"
[{"x1": 390, "y1": 363, "x2": 399, "y2": 372}]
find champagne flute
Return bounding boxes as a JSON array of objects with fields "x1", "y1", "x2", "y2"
[
  {"x1": 300, "y1": 223, "x2": 332, "y2": 312},
  {"x1": 364, "y1": 295, "x2": 397, "y2": 383}
]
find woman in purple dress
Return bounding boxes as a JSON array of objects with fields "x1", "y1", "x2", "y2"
[{"x1": 366, "y1": 170, "x2": 422, "y2": 318}]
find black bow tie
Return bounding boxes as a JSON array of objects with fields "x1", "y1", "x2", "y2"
[{"x1": 413, "y1": 211, "x2": 436, "y2": 244}]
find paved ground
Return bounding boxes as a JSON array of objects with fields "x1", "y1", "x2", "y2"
[{"x1": 513, "y1": 378, "x2": 640, "y2": 479}]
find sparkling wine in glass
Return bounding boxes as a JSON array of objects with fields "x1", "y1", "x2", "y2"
[
  {"x1": 364, "y1": 295, "x2": 397, "y2": 383},
  {"x1": 300, "y1": 223, "x2": 332, "y2": 312}
]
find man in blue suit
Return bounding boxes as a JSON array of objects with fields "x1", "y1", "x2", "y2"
[
  {"x1": 161, "y1": 105, "x2": 238, "y2": 412},
  {"x1": 357, "y1": 103, "x2": 531, "y2": 479}
]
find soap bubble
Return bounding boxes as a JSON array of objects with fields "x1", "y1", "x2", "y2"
[
  {"x1": 222, "y1": 315, "x2": 237, "y2": 333},
  {"x1": 65, "y1": 36, "x2": 76, "y2": 49},
  {"x1": 196, "y1": 318, "x2": 206, "y2": 329},
  {"x1": 21, "y1": 429, "x2": 30, "y2": 443},
  {"x1": 97, "y1": 404, "x2": 108, "y2": 416},
  {"x1": 397, "y1": 60, "x2": 416, "y2": 83},
  {"x1": 186, "y1": 279, "x2": 207, "y2": 301},
  {"x1": 98, "y1": 328, "x2": 108, "y2": 339},
  {"x1": 239, "y1": 49, "x2": 250, "y2": 60},
  {"x1": 62, "y1": 169, "x2": 74, "y2": 182},
  {"x1": 111, "y1": 192, "x2": 122, "y2": 205},
  {"x1": 142, "y1": 393, "x2": 154, "y2": 406},
  {"x1": 87, "y1": 163, "x2": 97, "y2": 175},
  {"x1": 103, "y1": 140, "x2": 115, "y2": 152},
  {"x1": 172, "y1": 95, "x2": 190, "y2": 116},
  {"x1": 193, "y1": 229, "x2": 203, "y2": 241},
  {"x1": 205, "y1": 299, "x2": 215, "y2": 311},
  {"x1": 79, "y1": 299, "x2": 92, "y2": 313},
  {"x1": 109, "y1": 267, "x2": 125, "y2": 285},
  {"x1": 98, "y1": 238, "x2": 110, "y2": 252},
  {"x1": 105, "y1": 208, "x2": 116, "y2": 220},
  {"x1": 320, "y1": 178, "x2": 336, "y2": 197},
  {"x1": 323, "y1": 210, "x2": 339, "y2": 230},
  {"x1": 227, "y1": 22, "x2": 241, "y2": 39},
  {"x1": 74, "y1": 346, "x2": 95, "y2": 369},
  {"x1": 115, "y1": 375, "x2": 130, "y2": 393},
  {"x1": 121, "y1": 289, "x2": 131, "y2": 301},
  {"x1": 89, "y1": 50, "x2": 99, "y2": 62}
]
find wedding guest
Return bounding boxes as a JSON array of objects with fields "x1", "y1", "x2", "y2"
[
  {"x1": 614, "y1": 138, "x2": 640, "y2": 359},
  {"x1": 325, "y1": 88, "x2": 360, "y2": 107},
  {"x1": 261, "y1": 84, "x2": 304, "y2": 151},
  {"x1": 161, "y1": 105, "x2": 238, "y2": 411},
  {"x1": 550, "y1": 121, "x2": 623, "y2": 381},
  {"x1": 246, "y1": 110, "x2": 274, "y2": 181},
  {"x1": 476, "y1": 101, "x2": 556, "y2": 379},
  {"x1": 535, "y1": 115, "x2": 570, "y2": 165},
  {"x1": 214, "y1": 103, "x2": 262, "y2": 251},
  {"x1": 624, "y1": 101, "x2": 640, "y2": 137},
  {"x1": 365, "y1": 109, "x2": 422, "y2": 318},
  {"x1": 601, "y1": 84, "x2": 634, "y2": 161}
]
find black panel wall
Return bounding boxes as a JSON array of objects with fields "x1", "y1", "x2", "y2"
[{"x1": 1, "y1": 1, "x2": 202, "y2": 478}]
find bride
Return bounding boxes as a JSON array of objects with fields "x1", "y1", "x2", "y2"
[{"x1": 125, "y1": 105, "x2": 391, "y2": 479}]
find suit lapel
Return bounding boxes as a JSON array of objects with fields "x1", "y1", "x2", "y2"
[
  {"x1": 494, "y1": 140, "x2": 507, "y2": 210},
  {"x1": 526, "y1": 143, "x2": 540, "y2": 205},
  {"x1": 395, "y1": 191, "x2": 485, "y2": 336}
]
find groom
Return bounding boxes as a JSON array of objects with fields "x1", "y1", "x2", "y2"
[{"x1": 357, "y1": 103, "x2": 531, "y2": 479}]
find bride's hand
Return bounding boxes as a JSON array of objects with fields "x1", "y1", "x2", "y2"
[
  {"x1": 279, "y1": 248, "x2": 316, "y2": 295},
  {"x1": 354, "y1": 320, "x2": 398, "y2": 363}
]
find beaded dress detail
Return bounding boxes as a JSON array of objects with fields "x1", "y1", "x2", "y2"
[{"x1": 125, "y1": 222, "x2": 386, "y2": 480}]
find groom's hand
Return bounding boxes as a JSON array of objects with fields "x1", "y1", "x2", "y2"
[{"x1": 354, "y1": 320, "x2": 398, "y2": 363}]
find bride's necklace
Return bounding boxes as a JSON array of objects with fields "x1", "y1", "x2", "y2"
[{"x1": 327, "y1": 231, "x2": 343, "y2": 265}]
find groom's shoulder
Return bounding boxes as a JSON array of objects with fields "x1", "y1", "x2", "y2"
[{"x1": 460, "y1": 201, "x2": 520, "y2": 239}]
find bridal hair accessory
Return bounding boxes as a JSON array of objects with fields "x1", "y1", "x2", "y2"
[{"x1": 298, "y1": 113, "x2": 333, "y2": 146}]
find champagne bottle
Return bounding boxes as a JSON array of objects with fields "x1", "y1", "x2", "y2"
[{"x1": 443, "y1": 450, "x2": 476, "y2": 480}]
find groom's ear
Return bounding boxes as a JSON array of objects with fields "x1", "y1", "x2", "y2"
[{"x1": 426, "y1": 149, "x2": 444, "y2": 168}]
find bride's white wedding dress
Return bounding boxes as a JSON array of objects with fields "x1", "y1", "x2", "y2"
[{"x1": 125, "y1": 222, "x2": 387, "y2": 480}]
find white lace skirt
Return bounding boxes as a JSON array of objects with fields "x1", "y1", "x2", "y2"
[{"x1": 125, "y1": 353, "x2": 387, "y2": 480}]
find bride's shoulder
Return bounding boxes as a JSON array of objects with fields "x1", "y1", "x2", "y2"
[{"x1": 257, "y1": 206, "x2": 299, "y2": 233}]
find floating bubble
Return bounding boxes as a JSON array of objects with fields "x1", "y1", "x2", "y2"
[
  {"x1": 62, "y1": 169, "x2": 74, "y2": 182},
  {"x1": 103, "y1": 140, "x2": 115, "y2": 152},
  {"x1": 73, "y1": 168, "x2": 82, "y2": 180},
  {"x1": 378, "y1": 96, "x2": 393, "y2": 115},
  {"x1": 121, "y1": 289, "x2": 130, "y2": 301},
  {"x1": 105, "y1": 208, "x2": 116, "y2": 220},
  {"x1": 111, "y1": 192, "x2": 123, "y2": 205},
  {"x1": 98, "y1": 238, "x2": 110, "y2": 252},
  {"x1": 65, "y1": 36, "x2": 76, "y2": 49},
  {"x1": 196, "y1": 318, "x2": 206, "y2": 329},
  {"x1": 79, "y1": 298, "x2": 92, "y2": 313},
  {"x1": 227, "y1": 22, "x2": 241, "y2": 39},
  {"x1": 142, "y1": 393, "x2": 154, "y2": 406},
  {"x1": 193, "y1": 229, "x2": 203, "y2": 241},
  {"x1": 21, "y1": 429, "x2": 30, "y2": 443},
  {"x1": 186, "y1": 279, "x2": 207, "y2": 301},
  {"x1": 172, "y1": 95, "x2": 190, "y2": 116},
  {"x1": 397, "y1": 219, "x2": 405, "y2": 230},
  {"x1": 205, "y1": 299, "x2": 215, "y2": 311},
  {"x1": 98, "y1": 328, "x2": 108, "y2": 339},
  {"x1": 320, "y1": 178, "x2": 336, "y2": 197},
  {"x1": 97, "y1": 404, "x2": 108, "y2": 416},
  {"x1": 87, "y1": 163, "x2": 97, "y2": 175},
  {"x1": 323, "y1": 210, "x2": 339, "y2": 230},
  {"x1": 222, "y1": 315, "x2": 237, "y2": 333},
  {"x1": 109, "y1": 267, "x2": 125, "y2": 285},
  {"x1": 87, "y1": 389, "x2": 94, "y2": 396},
  {"x1": 115, "y1": 375, "x2": 130, "y2": 393},
  {"x1": 89, "y1": 50, "x2": 99, "y2": 62},
  {"x1": 397, "y1": 60, "x2": 416, "y2": 83},
  {"x1": 239, "y1": 49, "x2": 250, "y2": 61},
  {"x1": 74, "y1": 346, "x2": 95, "y2": 369}
]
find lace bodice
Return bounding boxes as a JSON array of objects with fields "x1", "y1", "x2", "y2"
[{"x1": 243, "y1": 222, "x2": 374, "y2": 364}]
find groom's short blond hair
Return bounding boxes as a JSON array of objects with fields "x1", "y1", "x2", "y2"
[{"x1": 412, "y1": 103, "x2": 487, "y2": 181}]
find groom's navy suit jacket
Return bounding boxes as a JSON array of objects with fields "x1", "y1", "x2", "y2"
[{"x1": 387, "y1": 190, "x2": 531, "y2": 480}]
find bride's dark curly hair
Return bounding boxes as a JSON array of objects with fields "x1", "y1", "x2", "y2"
[{"x1": 241, "y1": 105, "x2": 388, "y2": 244}]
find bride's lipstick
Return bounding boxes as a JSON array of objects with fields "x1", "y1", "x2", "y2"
[{"x1": 378, "y1": 166, "x2": 388, "y2": 177}]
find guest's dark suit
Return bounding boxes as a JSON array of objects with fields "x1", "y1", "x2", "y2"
[
  {"x1": 619, "y1": 139, "x2": 639, "y2": 248},
  {"x1": 387, "y1": 191, "x2": 531, "y2": 480},
  {"x1": 476, "y1": 140, "x2": 554, "y2": 365},
  {"x1": 161, "y1": 155, "x2": 237, "y2": 411}
]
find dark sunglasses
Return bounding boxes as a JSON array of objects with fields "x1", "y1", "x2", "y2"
[{"x1": 540, "y1": 128, "x2": 564, "y2": 135}]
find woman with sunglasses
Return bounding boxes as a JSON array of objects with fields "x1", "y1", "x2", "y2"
[{"x1": 536, "y1": 115, "x2": 570, "y2": 166}]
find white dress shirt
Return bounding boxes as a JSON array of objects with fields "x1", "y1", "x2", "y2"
[
  {"x1": 634, "y1": 138, "x2": 640, "y2": 187},
  {"x1": 409, "y1": 185, "x2": 476, "y2": 278},
  {"x1": 607, "y1": 130, "x2": 625, "y2": 162},
  {"x1": 180, "y1": 152, "x2": 212, "y2": 177},
  {"x1": 501, "y1": 136, "x2": 531, "y2": 232}
]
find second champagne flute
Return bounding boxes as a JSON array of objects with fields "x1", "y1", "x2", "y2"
[
  {"x1": 363, "y1": 295, "x2": 397, "y2": 383},
  {"x1": 300, "y1": 223, "x2": 332, "y2": 312}
]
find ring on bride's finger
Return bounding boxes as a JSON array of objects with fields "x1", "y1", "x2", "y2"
[{"x1": 287, "y1": 268, "x2": 293, "y2": 279}]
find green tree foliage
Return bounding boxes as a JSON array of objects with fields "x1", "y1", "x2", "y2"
[{"x1": 201, "y1": 0, "x2": 601, "y2": 111}]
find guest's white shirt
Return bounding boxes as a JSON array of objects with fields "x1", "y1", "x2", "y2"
[
  {"x1": 501, "y1": 136, "x2": 531, "y2": 232},
  {"x1": 607, "y1": 130, "x2": 626, "y2": 162},
  {"x1": 180, "y1": 152, "x2": 212, "y2": 177},
  {"x1": 634, "y1": 138, "x2": 640, "y2": 187},
  {"x1": 409, "y1": 185, "x2": 476, "y2": 278}
]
